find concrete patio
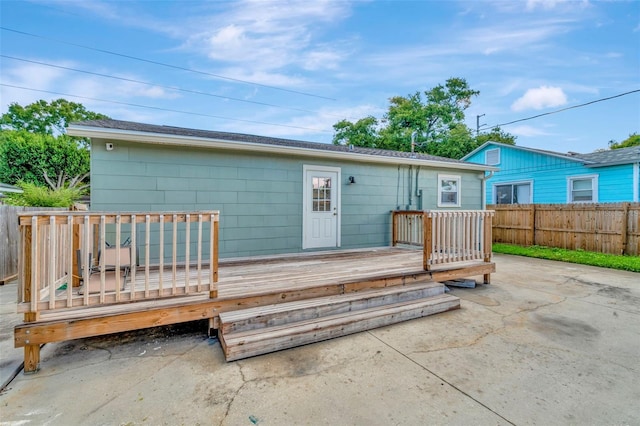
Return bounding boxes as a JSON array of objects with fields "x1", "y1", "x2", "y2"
[{"x1": 1, "y1": 253, "x2": 638, "y2": 425}]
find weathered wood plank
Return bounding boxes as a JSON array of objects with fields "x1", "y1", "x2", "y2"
[
  {"x1": 219, "y1": 282, "x2": 445, "y2": 334},
  {"x1": 220, "y1": 294, "x2": 460, "y2": 361}
]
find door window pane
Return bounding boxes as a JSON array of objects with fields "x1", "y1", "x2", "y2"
[{"x1": 312, "y1": 177, "x2": 332, "y2": 212}]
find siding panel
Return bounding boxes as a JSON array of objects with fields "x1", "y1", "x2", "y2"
[{"x1": 91, "y1": 139, "x2": 484, "y2": 258}]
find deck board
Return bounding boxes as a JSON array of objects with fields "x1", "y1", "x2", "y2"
[{"x1": 27, "y1": 247, "x2": 492, "y2": 324}]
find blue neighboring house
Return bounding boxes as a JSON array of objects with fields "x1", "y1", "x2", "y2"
[{"x1": 462, "y1": 142, "x2": 640, "y2": 204}]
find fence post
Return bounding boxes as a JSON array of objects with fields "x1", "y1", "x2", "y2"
[
  {"x1": 423, "y1": 213, "x2": 432, "y2": 271},
  {"x1": 529, "y1": 204, "x2": 536, "y2": 246},
  {"x1": 621, "y1": 202, "x2": 630, "y2": 255}
]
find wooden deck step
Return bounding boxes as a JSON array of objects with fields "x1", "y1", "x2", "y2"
[
  {"x1": 219, "y1": 281, "x2": 445, "y2": 334},
  {"x1": 219, "y1": 291, "x2": 459, "y2": 362}
]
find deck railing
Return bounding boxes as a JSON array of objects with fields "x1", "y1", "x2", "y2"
[
  {"x1": 18, "y1": 211, "x2": 219, "y2": 317},
  {"x1": 392, "y1": 210, "x2": 494, "y2": 270}
]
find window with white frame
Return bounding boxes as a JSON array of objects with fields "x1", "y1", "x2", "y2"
[
  {"x1": 438, "y1": 174, "x2": 461, "y2": 207},
  {"x1": 495, "y1": 182, "x2": 532, "y2": 204},
  {"x1": 485, "y1": 148, "x2": 500, "y2": 165},
  {"x1": 567, "y1": 175, "x2": 598, "y2": 203}
]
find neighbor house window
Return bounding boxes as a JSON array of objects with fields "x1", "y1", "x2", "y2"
[
  {"x1": 485, "y1": 148, "x2": 500, "y2": 165},
  {"x1": 495, "y1": 182, "x2": 532, "y2": 204},
  {"x1": 438, "y1": 174, "x2": 461, "y2": 207},
  {"x1": 567, "y1": 175, "x2": 598, "y2": 203}
]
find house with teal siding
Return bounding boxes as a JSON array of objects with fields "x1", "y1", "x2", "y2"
[
  {"x1": 462, "y1": 142, "x2": 640, "y2": 205},
  {"x1": 68, "y1": 119, "x2": 497, "y2": 259}
]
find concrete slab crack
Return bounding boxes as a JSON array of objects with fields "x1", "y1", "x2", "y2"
[{"x1": 368, "y1": 331, "x2": 516, "y2": 425}]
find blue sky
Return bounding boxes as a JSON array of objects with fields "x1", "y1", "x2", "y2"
[{"x1": 1, "y1": 0, "x2": 638, "y2": 153}]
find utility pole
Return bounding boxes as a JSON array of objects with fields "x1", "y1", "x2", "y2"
[{"x1": 476, "y1": 114, "x2": 485, "y2": 136}]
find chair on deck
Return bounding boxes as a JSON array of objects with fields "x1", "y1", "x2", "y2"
[{"x1": 78, "y1": 246, "x2": 131, "y2": 295}]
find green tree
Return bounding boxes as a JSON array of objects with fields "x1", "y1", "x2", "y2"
[
  {"x1": 422, "y1": 124, "x2": 477, "y2": 159},
  {"x1": 379, "y1": 78, "x2": 480, "y2": 152},
  {"x1": 0, "y1": 130, "x2": 90, "y2": 188},
  {"x1": 476, "y1": 126, "x2": 517, "y2": 146},
  {"x1": 3, "y1": 181, "x2": 82, "y2": 207},
  {"x1": 332, "y1": 116, "x2": 379, "y2": 147},
  {"x1": 609, "y1": 133, "x2": 640, "y2": 149},
  {"x1": 1, "y1": 98, "x2": 108, "y2": 137},
  {"x1": 332, "y1": 78, "x2": 517, "y2": 159},
  {"x1": 0, "y1": 99, "x2": 107, "y2": 192}
]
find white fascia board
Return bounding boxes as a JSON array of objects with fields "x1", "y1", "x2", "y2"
[{"x1": 68, "y1": 125, "x2": 498, "y2": 172}]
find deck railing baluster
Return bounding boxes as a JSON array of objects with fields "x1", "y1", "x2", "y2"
[
  {"x1": 197, "y1": 214, "x2": 203, "y2": 291},
  {"x1": 159, "y1": 214, "x2": 164, "y2": 295},
  {"x1": 145, "y1": 215, "x2": 150, "y2": 298},
  {"x1": 392, "y1": 210, "x2": 494, "y2": 271},
  {"x1": 172, "y1": 214, "x2": 178, "y2": 295},
  {"x1": 17, "y1": 210, "x2": 219, "y2": 314},
  {"x1": 48, "y1": 216, "x2": 56, "y2": 310},
  {"x1": 130, "y1": 214, "x2": 136, "y2": 300},
  {"x1": 185, "y1": 214, "x2": 190, "y2": 294}
]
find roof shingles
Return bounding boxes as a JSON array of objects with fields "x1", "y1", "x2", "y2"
[{"x1": 70, "y1": 119, "x2": 473, "y2": 165}]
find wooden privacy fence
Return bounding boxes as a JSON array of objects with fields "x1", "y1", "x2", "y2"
[
  {"x1": 488, "y1": 203, "x2": 640, "y2": 256},
  {"x1": 0, "y1": 206, "x2": 67, "y2": 284},
  {"x1": 392, "y1": 210, "x2": 494, "y2": 271},
  {"x1": 18, "y1": 211, "x2": 219, "y2": 317}
]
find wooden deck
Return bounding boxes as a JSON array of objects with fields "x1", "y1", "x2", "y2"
[{"x1": 14, "y1": 247, "x2": 494, "y2": 370}]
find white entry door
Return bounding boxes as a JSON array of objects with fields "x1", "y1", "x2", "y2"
[{"x1": 303, "y1": 166, "x2": 340, "y2": 249}]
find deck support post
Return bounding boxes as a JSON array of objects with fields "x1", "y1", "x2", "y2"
[
  {"x1": 21, "y1": 221, "x2": 41, "y2": 373},
  {"x1": 209, "y1": 317, "x2": 219, "y2": 337},
  {"x1": 23, "y1": 311, "x2": 41, "y2": 373},
  {"x1": 23, "y1": 344, "x2": 41, "y2": 374}
]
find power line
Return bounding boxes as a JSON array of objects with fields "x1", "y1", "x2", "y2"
[
  {"x1": 0, "y1": 83, "x2": 333, "y2": 133},
  {"x1": 0, "y1": 26, "x2": 336, "y2": 101},
  {"x1": 490, "y1": 89, "x2": 640, "y2": 129},
  {"x1": 1, "y1": 55, "x2": 347, "y2": 119}
]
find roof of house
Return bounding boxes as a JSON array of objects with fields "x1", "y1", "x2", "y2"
[
  {"x1": 67, "y1": 119, "x2": 497, "y2": 172},
  {"x1": 462, "y1": 141, "x2": 640, "y2": 167}
]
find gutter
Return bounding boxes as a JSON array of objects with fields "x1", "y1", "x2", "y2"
[
  {"x1": 478, "y1": 171, "x2": 495, "y2": 209},
  {"x1": 67, "y1": 125, "x2": 498, "y2": 173}
]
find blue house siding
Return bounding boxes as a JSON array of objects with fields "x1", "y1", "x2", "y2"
[
  {"x1": 464, "y1": 143, "x2": 639, "y2": 204},
  {"x1": 91, "y1": 138, "x2": 483, "y2": 258}
]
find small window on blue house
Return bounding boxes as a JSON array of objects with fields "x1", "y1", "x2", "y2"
[
  {"x1": 567, "y1": 175, "x2": 598, "y2": 203},
  {"x1": 495, "y1": 182, "x2": 531, "y2": 204},
  {"x1": 485, "y1": 148, "x2": 500, "y2": 165},
  {"x1": 438, "y1": 174, "x2": 461, "y2": 207}
]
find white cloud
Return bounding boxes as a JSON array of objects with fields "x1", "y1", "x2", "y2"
[
  {"x1": 213, "y1": 67, "x2": 308, "y2": 88},
  {"x1": 526, "y1": 0, "x2": 590, "y2": 11},
  {"x1": 508, "y1": 124, "x2": 553, "y2": 137},
  {"x1": 511, "y1": 86, "x2": 568, "y2": 111},
  {"x1": 464, "y1": 19, "x2": 574, "y2": 56},
  {"x1": 184, "y1": 0, "x2": 353, "y2": 73},
  {"x1": 0, "y1": 59, "x2": 180, "y2": 116}
]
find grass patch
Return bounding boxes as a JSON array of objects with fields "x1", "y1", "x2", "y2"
[{"x1": 492, "y1": 243, "x2": 640, "y2": 273}]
